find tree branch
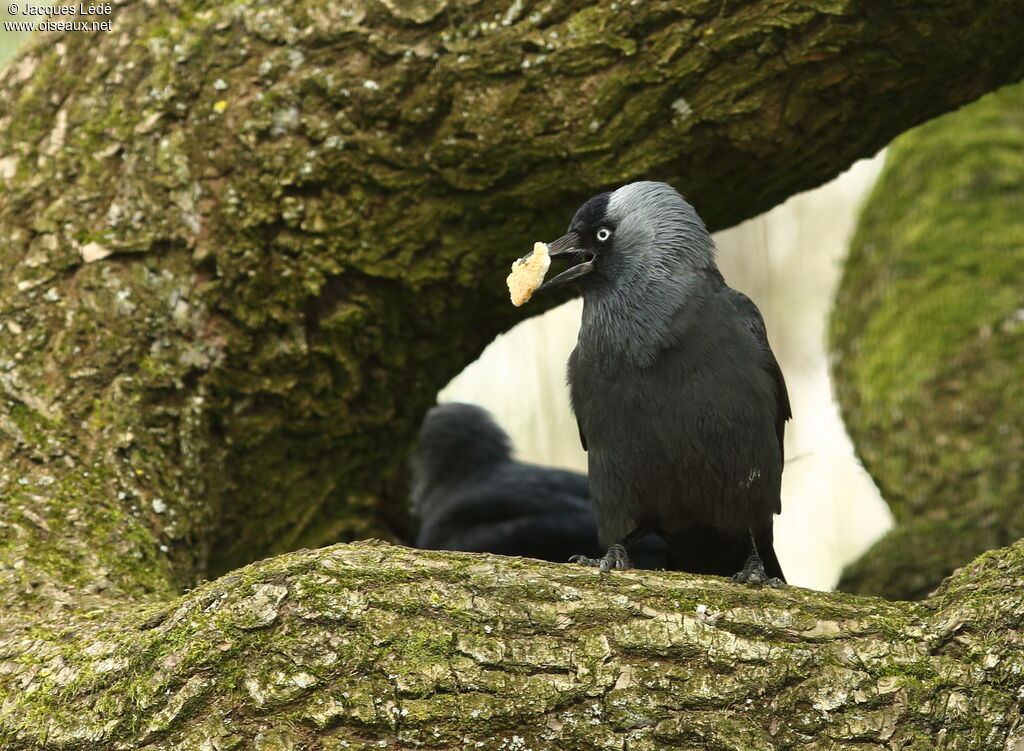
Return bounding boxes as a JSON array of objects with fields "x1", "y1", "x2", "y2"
[{"x1": 2, "y1": 540, "x2": 1023, "y2": 749}]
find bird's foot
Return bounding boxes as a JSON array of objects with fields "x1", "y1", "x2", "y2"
[
  {"x1": 570, "y1": 543, "x2": 632, "y2": 572},
  {"x1": 731, "y1": 556, "x2": 785, "y2": 588}
]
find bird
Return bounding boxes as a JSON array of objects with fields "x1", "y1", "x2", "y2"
[
  {"x1": 532, "y1": 181, "x2": 790, "y2": 585},
  {"x1": 410, "y1": 402, "x2": 666, "y2": 568}
]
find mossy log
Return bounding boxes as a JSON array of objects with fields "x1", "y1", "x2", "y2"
[
  {"x1": 831, "y1": 84, "x2": 1024, "y2": 601},
  {"x1": 2, "y1": 539, "x2": 1024, "y2": 750}
]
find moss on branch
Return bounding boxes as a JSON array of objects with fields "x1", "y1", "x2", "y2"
[
  {"x1": 831, "y1": 84, "x2": 1024, "y2": 600},
  {"x1": 1, "y1": 540, "x2": 1023, "y2": 750}
]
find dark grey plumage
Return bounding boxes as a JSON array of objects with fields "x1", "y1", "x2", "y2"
[
  {"x1": 535, "y1": 181, "x2": 790, "y2": 583},
  {"x1": 411, "y1": 402, "x2": 666, "y2": 567}
]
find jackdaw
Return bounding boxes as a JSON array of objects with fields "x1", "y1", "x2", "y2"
[
  {"x1": 533, "y1": 181, "x2": 790, "y2": 585},
  {"x1": 411, "y1": 402, "x2": 666, "y2": 568}
]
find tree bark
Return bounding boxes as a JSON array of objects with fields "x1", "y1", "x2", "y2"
[
  {"x1": 3, "y1": 0, "x2": 1024, "y2": 745},
  {"x1": 830, "y1": 83, "x2": 1024, "y2": 601},
  {"x1": 2, "y1": 539, "x2": 1024, "y2": 750}
]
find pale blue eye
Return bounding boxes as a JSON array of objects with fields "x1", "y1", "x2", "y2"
[{"x1": 596, "y1": 227, "x2": 612, "y2": 243}]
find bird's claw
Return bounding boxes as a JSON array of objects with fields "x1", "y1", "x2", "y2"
[
  {"x1": 731, "y1": 559, "x2": 785, "y2": 588},
  {"x1": 570, "y1": 543, "x2": 632, "y2": 572}
]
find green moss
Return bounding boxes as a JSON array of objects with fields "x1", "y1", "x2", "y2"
[
  {"x1": 831, "y1": 83, "x2": 1024, "y2": 599},
  {"x1": 1, "y1": 541, "x2": 1023, "y2": 749},
  {"x1": 7, "y1": 401, "x2": 62, "y2": 447},
  {"x1": 0, "y1": 460, "x2": 175, "y2": 603}
]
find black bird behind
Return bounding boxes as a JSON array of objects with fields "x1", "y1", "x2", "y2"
[
  {"x1": 533, "y1": 181, "x2": 790, "y2": 585},
  {"x1": 411, "y1": 402, "x2": 665, "y2": 568}
]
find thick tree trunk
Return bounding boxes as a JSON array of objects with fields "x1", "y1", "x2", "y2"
[
  {"x1": 2, "y1": 539, "x2": 1024, "y2": 750},
  {"x1": 2, "y1": 0, "x2": 1024, "y2": 745},
  {"x1": 830, "y1": 83, "x2": 1024, "y2": 601}
]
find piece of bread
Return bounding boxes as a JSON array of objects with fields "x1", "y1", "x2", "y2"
[{"x1": 506, "y1": 242, "x2": 550, "y2": 307}]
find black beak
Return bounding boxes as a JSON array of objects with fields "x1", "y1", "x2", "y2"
[{"x1": 534, "y1": 232, "x2": 594, "y2": 295}]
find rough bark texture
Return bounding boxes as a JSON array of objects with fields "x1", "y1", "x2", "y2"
[
  {"x1": 2, "y1": 539, "x2": 1024, "y2": 750},
  {"x1": 3, "y1": 1, "x2": 1024, "y2": 746},
  {"x1": 830, "y1": 83, "x2": 1024, "y2": 601}
]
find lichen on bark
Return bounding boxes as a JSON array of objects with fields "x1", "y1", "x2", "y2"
[{"x1": 831, "y1": 83, "x2": 1024, "y2": 600}]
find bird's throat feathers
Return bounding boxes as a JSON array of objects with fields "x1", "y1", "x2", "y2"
[{"x1": 578, "y1": 272, "x2": 718, "y2": 369}]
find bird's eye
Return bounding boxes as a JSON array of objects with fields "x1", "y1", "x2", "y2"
[{"x1": 595, "y1": 227, "x2": 612, "y2": 243}]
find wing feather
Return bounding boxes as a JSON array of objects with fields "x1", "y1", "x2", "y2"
[{"x1": 723, "y1": 289, "x2": 791, "y2": 458}]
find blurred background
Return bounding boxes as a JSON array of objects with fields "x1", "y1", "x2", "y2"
[
  {"x1": 441, "y1": 155, "x2": 893, "y2": 591},
  {"x1": 1, "y1": 14, "x2": 29, "y2": 59}
]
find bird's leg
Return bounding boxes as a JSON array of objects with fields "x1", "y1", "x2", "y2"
[
  {"x1": 570, "y1": 529, "x2": 648, "y2": 572},
  {"x1": 570, "y1": 543, "x2": 633, "y2": 572},
  {"x1": 731, "y1": 531, "x2": 785, "y2": 587}
]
